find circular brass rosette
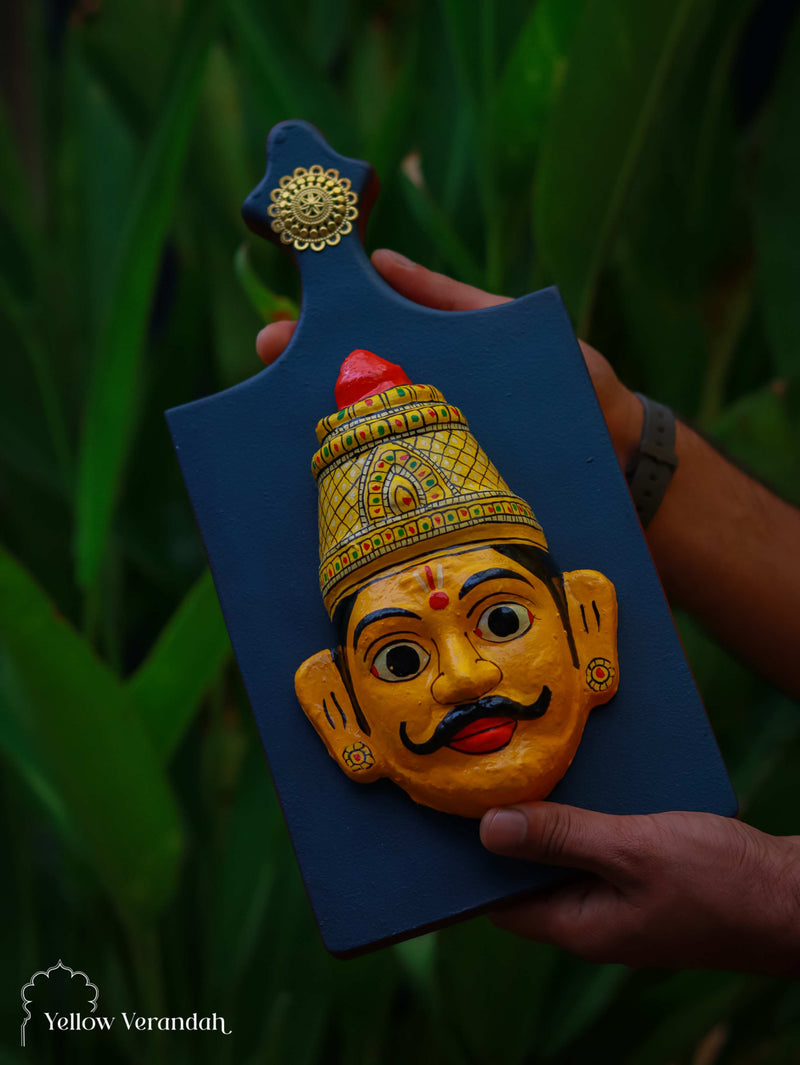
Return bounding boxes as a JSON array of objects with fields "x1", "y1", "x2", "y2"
[
  {"x1": 586, "y1": 657, "x2": 615, "y2": 693},
  {"x1": 342, "y1": 741, "x2": 374, "y2": 772},
  {"x1": 268, "y1": 165, "x2": 359, "y2": 252}
]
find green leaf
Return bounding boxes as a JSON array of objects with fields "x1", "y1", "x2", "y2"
[
  {"x1": 755, "y1": 10, "x2": 800, "y2": 381},
  {"x1": 711, "y1": 382, "x2": 800, "y2": 505},
  {"x1": 234, "y1": 243, "x2": 298, "y2": 324},
  {"x1": 72, "y1": 56, "x2": 138, "y2": 330},
  {"x1": 360, "y1": 23, "x2": 420, "y2": 184},
  {"x1": 389, "y1": 934, "x2": 465, "y2": 1065},
  {"x1": 0, "y1": 649, "x2": 79, "y2": 849},
  {"x1": 330, "y1": 950, "x2": 400, "y2": 1065},
  {"x1": 622, "y1": 971, "x2": 747, "y2": 1065},
  {"x1": 400, "y1": 172, "x2": 484, "y2": 288},
  {"x1": 436, "y1": 919, "x2": 559, "y2": 1065},
  {"x1": 542, "y1": 962, "x2": 629, "y2": 1056},
  {"x1": 0, "y1": 98, "x2": 44, "y2": 299},
  {"x1": 0, "y1": 544, "x2": 183, "y2": 917},
  {"x1": 0, "y1": 278, "x2": 72, "y2": 493},
  {"x1": 207, "y1": 235, "x2": 267, "y2": 387},
  {"x1": 730, "y1": 694, "x2": 800, "y2": 810},
  {"x1": 77, "y1": 0, "x2": 179, "y2": 127},
  {"x1": 535, "y1": 0, "x2": 718, "y2": 332},
  {"x1": 207, "y1": 743, "x2": 282, "y2": 1002},
  {"x1": 614, "y1": 0, "x2": 753, "y2": 300},
  {"x1": 197, "y1": 43, "x2": 252, "y2": 223},
  {"x1": 75, "y1": 0, "x2": 219, "y2": 589},
  {"x1": 438, "y1": 0, "x2": 504, "y2": 288},
  {"x1": 225, "y1": 0, "x2": 350, "y2": 150},
  {"x1": 492, "y1": 0, "x2": 588, "y2": 176},
  {"x1": 241, "y1": 851, "x2": 337, "y2": 1065},
  {"x1": 615, "y1": 262, "x2": 709, "y2": 417},
  {"x1": 0, "y1": 99, "x2": 72, "y2": 490},
  {"x1": 128, "y1": 569, "x2": 231, "y2": 760},
  {"x1": 393, "y1": 933, "x2": 438, "y2": 999}
]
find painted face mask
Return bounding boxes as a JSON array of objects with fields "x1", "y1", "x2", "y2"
[{"x1": 295, "y1": 350, "x2": 619, "y2": 818}]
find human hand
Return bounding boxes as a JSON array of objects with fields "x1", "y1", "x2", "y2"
[
  {"x1": 480, "y1": 802, "x2": 800, "y2": 976},
  {"x1": 255, "y1": 250, "x2": 643, "y2": 469}
]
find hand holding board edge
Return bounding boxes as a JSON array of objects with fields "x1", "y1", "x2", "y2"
[{"x1": 165, "y1": 120, "x2": 736, "y2": 957}]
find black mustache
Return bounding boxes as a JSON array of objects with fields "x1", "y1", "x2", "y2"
[{"x1": 399, "y1": 687, "x2": 551, "y2": 755}]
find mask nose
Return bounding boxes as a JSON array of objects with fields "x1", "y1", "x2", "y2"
[{"x1": 431, "y1": 636, "x2": 501, "y2": 705}]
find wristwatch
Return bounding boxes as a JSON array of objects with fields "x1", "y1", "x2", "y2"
[{"x1": 626, "y1": 393, "x2": 678, "y2": 528}]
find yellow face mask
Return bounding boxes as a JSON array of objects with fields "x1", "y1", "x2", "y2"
[
  {"x1": 296, "y1": 350, "x2": 619, "y2": 817},
  {"x1": 296, "y1": 541, "x2": 618, "y2": 818}
]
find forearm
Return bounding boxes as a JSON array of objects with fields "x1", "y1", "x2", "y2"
[
  {"x1": 593, "y1": 360, "x2": 800, "y2": 697},
  {"x1": 641, "y1": 419, "x2": 800, "y2": 697}
]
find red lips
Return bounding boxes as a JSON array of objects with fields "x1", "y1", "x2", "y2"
[{"x1": 448, "y1": 717, "x2": 517, "y2": 754}]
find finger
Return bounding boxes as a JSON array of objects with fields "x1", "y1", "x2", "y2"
[
  {"x1": 256, "y1": 319, "x2": 297, "y2": 366},
  {"x1": 490, "y1": 878, "x2": 595, "y2": 939},
  {"x1": 480, "y1": 802, "x2": 647, "y2": 887},
  {"x1": 487, "y1": 879, "x2": 631, "y2": 962},
  {"x1": 489, "y1": 887, "x2": 578, "y2": 947},
  {"x1": 371, "y1": 249, "x2": 510, "y2": 311}
]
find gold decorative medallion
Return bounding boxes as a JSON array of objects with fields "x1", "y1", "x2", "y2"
[{"x1": 268, "y1": 165, "x2": 358, "y2": 252}]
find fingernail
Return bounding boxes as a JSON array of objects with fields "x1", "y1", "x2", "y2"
[
  {"x1": 375, "y1": 248, "x2": 415, "y2": 268},
  {"x1": 482, "y1": 808, "x2": 527, "y2": 848}
]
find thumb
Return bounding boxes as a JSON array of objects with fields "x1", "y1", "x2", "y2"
[{"x1": 480, "y1": 802, "x2": 644, "y2": 887}]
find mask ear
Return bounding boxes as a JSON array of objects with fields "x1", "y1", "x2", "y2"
[
  {"x1": 295, "y1": 650, "x2": 384, "y2": 782},
  {"x1": 562, "y1": 570, "x2": 620, "y2": 707}
]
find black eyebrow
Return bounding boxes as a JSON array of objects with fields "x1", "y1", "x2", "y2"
[
  {"x1": 458, "y1": 568, "x2": 533, "y2": 600},
  {"x1": 353, "y1": 608, "x2": 421, "y2": 650}
]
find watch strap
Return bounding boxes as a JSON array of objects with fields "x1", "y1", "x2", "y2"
[{"x1": 627, "y1": 393, "x2": 678, "y2": 528}]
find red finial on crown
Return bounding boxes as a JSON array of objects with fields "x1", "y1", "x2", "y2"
[{"x1": 335, "y1": 350, "x2": 411, "y2": 409}]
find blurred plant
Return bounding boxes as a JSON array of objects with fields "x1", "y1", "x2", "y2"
[{"x1": 1, "y1": 0, "x2": 799, "y2": 1062}]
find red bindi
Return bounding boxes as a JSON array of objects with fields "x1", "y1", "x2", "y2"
[{"x1": 429, "y1": 591, "x2": 449, "y2": 610}]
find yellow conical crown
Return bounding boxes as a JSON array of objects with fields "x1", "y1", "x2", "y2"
[{"x1": 311, "y1": 380, "x2": 547, "y2": 615}]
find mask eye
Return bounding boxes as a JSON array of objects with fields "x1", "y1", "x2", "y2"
[
  {"x1": 371, "y1": 641, "x2": 430, "y2": 682},
  {"x1": 475, "y1": 602, "x2": 533, "y2": 643}
]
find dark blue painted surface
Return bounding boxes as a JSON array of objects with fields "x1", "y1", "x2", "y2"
[{"x1": 167, "y1": 121, "x2": 736, "y2": 957}]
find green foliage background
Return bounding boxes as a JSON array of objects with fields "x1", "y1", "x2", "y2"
[{"x1": 2, "y1": 0, "x2": 800, "y2": 1061}]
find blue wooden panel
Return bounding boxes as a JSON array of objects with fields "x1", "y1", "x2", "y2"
[{"x1": 166, "y1": 121, "x2": 736, "y2": 957}]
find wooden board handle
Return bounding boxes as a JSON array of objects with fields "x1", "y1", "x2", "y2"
[{"x1": 242, "y1": 120, "x2": 379, "y2": 281}]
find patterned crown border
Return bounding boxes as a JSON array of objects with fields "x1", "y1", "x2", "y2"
[
  {"x1": 312, "y1": 403, "x2": 468, "y2": 478},
  {"x1": 315, "y1": 383, "x2": 446, "y2": 441},
  {"x1": 319, "y1": 497, "x2": 545, "y2": 597}
]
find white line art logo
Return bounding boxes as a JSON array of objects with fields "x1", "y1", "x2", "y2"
[
  {"x1": 20, "y1": 960, "x2": 99, "y2": 1048},
  {"x1": 20, "y1": 960, "x2": 232, "y2": 1044}
]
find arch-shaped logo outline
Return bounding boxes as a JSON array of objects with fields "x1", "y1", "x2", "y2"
[{"x1": 20, "y1": 960, "x2": 99, "y2": 1048}]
